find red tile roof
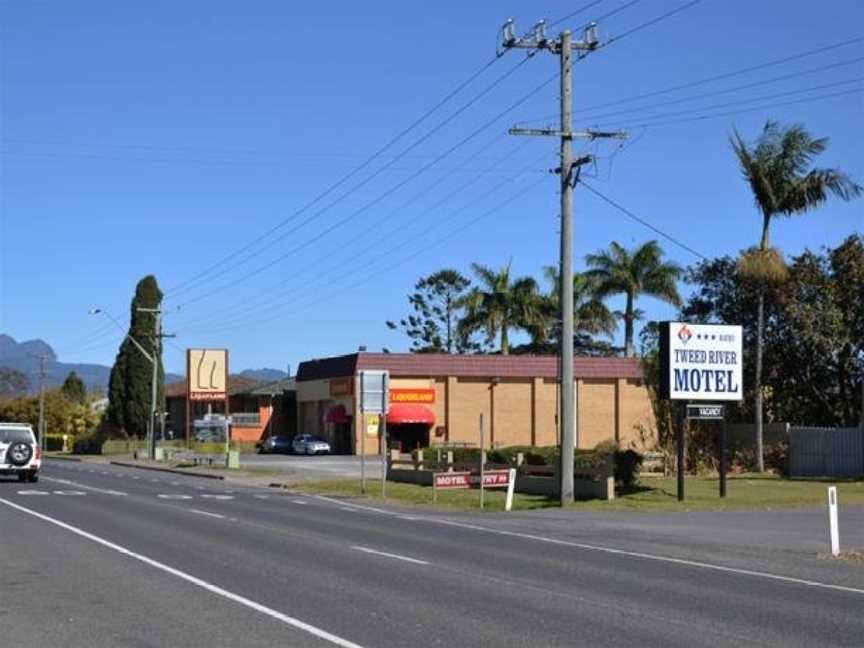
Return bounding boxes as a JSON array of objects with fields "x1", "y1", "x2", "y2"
[{"x1": 297, "y1": 352, "x2": 643, "y2": 381}]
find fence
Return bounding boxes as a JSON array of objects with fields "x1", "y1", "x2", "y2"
[{"x1": 789, "y1": 426, "x2": 863, "y2": 478}]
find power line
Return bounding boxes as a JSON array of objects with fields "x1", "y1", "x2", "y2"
[
  {"x1": 176, "y1": 149, "x2": 551, "y2": 334},
  {"x1": 548, "y1": 0, "x2": 609, "y2": 28},
  {"x1": 185, "y1": 174, "x2": 550, "y2": 337},
  {"x1": 591, "y1": 78, "x2": 864, "y2": 129},
  {"x1": 166, "y1": 55, "x2": 535, "y2": 301},
  {"x1": 172, "y1": 70, "x2": 560, "y2": 310},
  {"x1": 597, "y1": 87, "x2": 864, "y2": 130},
  {"x1": 579, "y1": 180, "x2": 709, "y2": 260},
  {"x1": 162, "y1": 52, "x2": 510, "y2": 298},
  {"x1": 603, "y1": 0, "x2": 703, "y2": 45}
]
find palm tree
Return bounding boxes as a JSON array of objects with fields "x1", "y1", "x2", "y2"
[
  {"x1": 731, "y1": 120, "x2": 861, "y2": 472},
  {"x1": 532, "y1": 266, "x2": 617, "y2": 347},
  {"x1": 585, "y1": 241, "x2": 682, "y2": 357},
  {"x1": 460, "y1": 262, "x2": 542, "y2": 354}
]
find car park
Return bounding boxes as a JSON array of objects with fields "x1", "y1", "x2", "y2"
[
  {"x1": 0, "y1": 423, "x2": 41, "y2": 483},
  {"x1": 291, "y1": 434, "x2": 331, "y2": 455},
  {"x1": 257, "y1": 435, "x2": 293, "y2": 454}
]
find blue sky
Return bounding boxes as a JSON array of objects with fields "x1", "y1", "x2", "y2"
[{"x1": 1, "y1": 0, "x2": 862, "y2": 375}]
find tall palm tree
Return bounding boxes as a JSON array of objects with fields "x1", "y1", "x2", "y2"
[
  {"x1": 460, "y1": 261, "x2": 541, "y2": 354},
  {"x1": 532, "y1": 266, "x2": 617, "y2": 347},
  {"x1": 585, "y1": 241, "x2": 683, "y2": 357},
  {"x1": 731, "y1": 120, "x2": 861, "y2": 472}
]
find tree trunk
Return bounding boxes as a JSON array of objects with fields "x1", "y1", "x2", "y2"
[
  {"x1": 624, "y1": 292, "x2": 635, "y2": 358},
  {"x1": 501, "y1": 325, "x2": 509, "y2": 355},
  {"x1": 445, "y1": 295, "x2": 453, "y2": 354},
  {"x1": 754, "y1": 290, "x2": 765, "y2": 473}
]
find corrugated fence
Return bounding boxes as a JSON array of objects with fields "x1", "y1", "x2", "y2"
[{"x1": 789, "y1": 426, "x2": 864, "y2": 478}]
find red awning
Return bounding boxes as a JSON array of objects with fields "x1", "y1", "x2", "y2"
[
  {"x1": 386, "y1": 404, "x2": 435, "y2": 425},
  {"x1": 324, "y1": 405, "x2": 348, "y2": 424}
]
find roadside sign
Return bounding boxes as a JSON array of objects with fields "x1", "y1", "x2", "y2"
[
  {"x1": 686, "y1": 404, "x2": 725, "y2": 420},
  {"x1": 659, "y1": 322, "x2": 743, "y2": 401},
  {"x1": 359, "y1": 370, "x2": 390, "y2": 414},
  {"x1": 433, "y1": 470, "x2": 513, "y2": 489}
]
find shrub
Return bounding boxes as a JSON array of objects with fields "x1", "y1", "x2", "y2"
[
  {"x1": 613, "y1": 449, "x2": 643, "y2": 489},
  {"x1": 44, "y1": 435, "x2": 69, "y2": 452},
  {"x1": 764, "y1": 441, "x2": 789, "y2": 476}
]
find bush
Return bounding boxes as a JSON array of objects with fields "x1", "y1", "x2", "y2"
[
  {"x1": 613, "y1": 450, "x2": 643, "y2": 489},
  {"x1": 44, "y1": 435, "x2": 69, "y2": 452},
  {"x1": 764, "y1": 441, "x2": 789, "y2": 476},
  {"x1": 73, "y1": 432, "x2": 104, "y2": 455}
]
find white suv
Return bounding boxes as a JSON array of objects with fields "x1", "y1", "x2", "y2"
[{"x1": 0, "y1": 423, "x2": 41, "y2": 483}]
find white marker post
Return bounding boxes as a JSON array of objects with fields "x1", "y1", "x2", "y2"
[
  {"x1": 827, "y1": 486, "x2": 840, "y2": 556},
  {"x1": 504, "y1": 468, "x2": 516, "y2": 512}
]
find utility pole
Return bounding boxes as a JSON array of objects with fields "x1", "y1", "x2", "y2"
[
  {"x1": 137, "y1": 307, "x2": 175, "y2": 461},
  {"x1": 500, "y1": 18, "x2": 626, "y2": 504},
  {"x1": 32, "y1": 354, "x2": 49, "y2": 452}
]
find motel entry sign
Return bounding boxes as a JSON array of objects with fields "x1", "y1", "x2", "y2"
[{"x1": 659, "y1": 322, "x2": 743, "y2": 402}]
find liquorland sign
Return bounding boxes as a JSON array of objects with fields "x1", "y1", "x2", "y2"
[{"x1": 659, "y1": 322, "x2": 743, "y2": 401}]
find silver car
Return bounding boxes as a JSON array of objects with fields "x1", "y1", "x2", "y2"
[{"x1": 291, "y1": 434, "x2": 331, "y2": 455}]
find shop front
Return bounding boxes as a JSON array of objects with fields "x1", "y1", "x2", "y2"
[{"x1": 295, "y1": 352, "x2": 656, "y2": 456}]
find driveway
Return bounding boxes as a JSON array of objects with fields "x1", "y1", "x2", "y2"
[{"x1": 241, "y1": 453, "x2": 382, "y2": 479}]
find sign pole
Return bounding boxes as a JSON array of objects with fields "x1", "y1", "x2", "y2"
[
  {"x1": 380, "y1": 412, "x2": 387, "y2": 499},
  {"x1": 677, "y1": 402, "x2": 686, "y2": 502},
  {"x1": 360, "y1": 410, "x2": 366, "y2": 495},
  {"x1": 720, "y1": 413, "x2": 728, "y2": 498},
  {"x1": 479, "y1": 413, "x2": 485, "y2": 510}
]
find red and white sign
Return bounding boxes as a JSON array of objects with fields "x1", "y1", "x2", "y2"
[{"x1": 433, "y1": 469, "x2": 513, "y2": 490}]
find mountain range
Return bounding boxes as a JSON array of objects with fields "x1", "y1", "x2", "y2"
[{"x1": 0, "y1": 334, "x2": 287, "y2": 394}]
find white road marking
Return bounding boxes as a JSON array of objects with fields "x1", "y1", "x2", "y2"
[
  {"x1": 351, "y1": 546, "x2": 430, "y2": 566},
  {"x1": 313, "y1": 493, "x2": 864, "y2": 597},
  {"x1": 188, "y1": 509, "x2": 226, "y2": 520},
  {"x1": 291, "y1": 499, "x2": 308, "y2": 505},
  {"x1": 53, "y1": 490, "x2": 86, "y2": 496},
  {"x1": 132, "y1": 477, "x2": 140, "y2": 480},
  {"x1": 200, "y1": 494, "x2": 234, "y2": 500},
  {"x1": 339, "y1": 507, "x2": 356, "y2": 513},
  {"x1": 0, "y1": 497, "x2": 365, "y2": 648},
  {"x1": 43, "y1": 476, "x2": 127, "y2": 496},
  {"x1": 170, "y1": 481, "x2": 180, "y2": 486},
  {"x1": 17, "y1": 490, "x2": 49, "y2": 496},
  {"x1": 157, "y1": 494, "x2": 193, "y2": 500},
  {"x1": 253, "y1": 495, "x2": 270, "y2": 500}
]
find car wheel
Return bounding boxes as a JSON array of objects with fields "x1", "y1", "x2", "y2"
[{"x1": 7, "y1": 442, "x2": 33, "y2": 467}]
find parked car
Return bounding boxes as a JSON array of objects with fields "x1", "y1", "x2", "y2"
[
  {"x1": 0, "y1": 423, "x2": 41, "y2": 483},
  {"x1": 291, "y1": 434, "x2": 331, "y2": 455},
  {"x1": 257, "y1": 435, "x2": 293, "y2": 454}
]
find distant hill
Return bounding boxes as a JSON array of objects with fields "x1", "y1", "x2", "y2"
[
  {"x1": 239, "y1": 368, "x2": 289, "y2": 381},
  {"x1": 0, "y1": 334, "x2": 182, "y2": 394}
]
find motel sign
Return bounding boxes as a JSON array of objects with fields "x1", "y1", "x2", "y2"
[{"x1": 659, "y1": 322, "x2": 743, "y2": 402}]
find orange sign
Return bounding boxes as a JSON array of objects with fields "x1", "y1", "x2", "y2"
[{"x1": 390, "y1": 388, "x2": 435, "y2": 404}]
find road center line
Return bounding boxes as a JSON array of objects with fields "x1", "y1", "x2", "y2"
[
  {"x1": 351, "y1": 546, "x2": 430, "y2": 566},
  {"x1": 0, "y1": 497, "x2": 365, "y2": 648},
  {"x1": 188, "y1": 508, "x2": 226, "y2": 520},
  {"x1": 43, "y1": 476, "x2": 127, "y2": 496}
]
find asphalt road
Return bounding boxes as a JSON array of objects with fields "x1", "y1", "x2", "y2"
[{"x1": 1, "y1": 459, "x2": 862, "y2": 647}]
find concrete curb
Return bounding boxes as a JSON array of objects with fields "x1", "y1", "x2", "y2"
[
  {"x1": 110, "y1": 460, "x2": 225, "y2": 480},
  {"x1": 44, "y1": 455, "x2": 82, "y2": 462}
]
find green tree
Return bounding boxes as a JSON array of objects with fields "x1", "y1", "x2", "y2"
[
  {"x1": 0, "y1": 367, "x2": 29, "y2": 399},
  {"x1": 107, "y1": 275, "x2": 165, "y2": 438},
  {"x1": 386, "y1": 269, "x2": 480, "y2": 353},
  {"x1": 585, "y1": 241, "x2": 682, "y2": 358},
  {"x1": 534, "y1": 266, "x2": 618, "y2": 347},
  {"x1": 459, "y1": 262, "x2": 542, "y2": 355},
  {"x1": 730, "y1": 120, "x2": 861, "y2": 470},
  {"x1": 61, "y1": 371, "x2": 87, "y2": 404}
]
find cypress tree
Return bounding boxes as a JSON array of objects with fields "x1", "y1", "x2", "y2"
[
  {"x1": 107, "y1": 275, "x2": 165, "y2": 438},
  {"x1": 60, "y1": 371, "x2": 87, "y2": 404}
]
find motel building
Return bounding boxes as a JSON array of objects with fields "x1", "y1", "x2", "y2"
[{"x1": 295, "y1": 352, "x2": 656, "y2": 455}]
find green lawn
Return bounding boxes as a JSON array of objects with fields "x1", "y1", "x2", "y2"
[{"x1": 294, "y1": 474, "x2": 864, "y2": 513}]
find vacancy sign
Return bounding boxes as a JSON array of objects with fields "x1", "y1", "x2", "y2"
[{"x1": 659, "y1": 322, "x2": 743, "y2": 401}]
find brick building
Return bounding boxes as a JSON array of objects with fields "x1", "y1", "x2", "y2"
[
  {"x1": 165, "y1": 377, "x2": 296, "y2": 443},
  {"x1": 295, "y1": 353, "x2": 656, "y2": 455}
]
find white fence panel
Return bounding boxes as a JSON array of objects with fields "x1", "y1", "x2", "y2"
[{"x1": 789, "y1": 427, "x2": 863, "y2": 478}]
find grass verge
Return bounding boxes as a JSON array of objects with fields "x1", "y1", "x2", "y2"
[{"x1": 295, "y1": 474, "x2": 864, "y2": 513}]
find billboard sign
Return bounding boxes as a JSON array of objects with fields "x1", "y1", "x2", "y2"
[
  {"x1": 390, "y1": 388, "x2": 435, "y2": 404},
  {"x1": 187, "y1": 349, "x2": 228, "y2": 401},
  {"x1": 659, "y1": 322, "x2": 743, "y2": 401}
]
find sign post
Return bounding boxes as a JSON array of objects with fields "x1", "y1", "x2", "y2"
[
  {"x1": 479, "y1": 413, "x2": 485, "y2": 511},
  {"x1": 827, "y1": 486, "x2": 840, "y2": 556},
  {"x1": 659, "y1": 323, "x2": 743, "y2": 502},
  {"x1": 358, "y1": 370, "x2": 389, "y2": 497}
]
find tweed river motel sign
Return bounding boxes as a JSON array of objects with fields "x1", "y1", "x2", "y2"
[{"x1": 659, "y1": 322, "x2": 743, "y2": 500}]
